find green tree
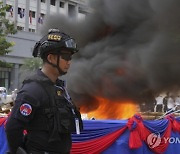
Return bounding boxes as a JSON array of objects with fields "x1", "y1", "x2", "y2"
[
  {"x1": 19, "y1": 58, "x2": 42, "y2": 85},
  {"x1": 20, "y1": 58, "x2": 42, "y2": 71},
  {"x1": 0, "y1": 2, "x2": 17, "y2": 66}
]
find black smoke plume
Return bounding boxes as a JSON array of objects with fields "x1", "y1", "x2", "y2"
[{"x1": 41, "y1": 0, "x2": 180, "y2": 109}]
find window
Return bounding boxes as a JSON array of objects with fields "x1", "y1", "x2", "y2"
[
  {"x1": 29, "y1": 11, "x2": 36, "y2": 18},
  {"x1": 17, "y1": 26, "x2": 24, "y2": 31},
  {"x1": 50, "y1": 0, "x2": 56, "y2": 6},
  {"x1": 68, "y1": 4, "x2": 76, "y2": 18},
  {"x1": 18, "y1": 7, "x2": 25, "y2": 18},
  {"x1": 40, "y1": 13, "x2": 45, "y2": 18},
  {"x1": 29, "y1": 28, "x2": 35, "y2": 33},
  {"x1": 0, "y1": 68, "x2": 11, "y2": 89},
  {"x1": 78, "y1": 7, "x2": 86, "y2": 15},
  {"x1": 41, "y1": 0, "x2": 46, "y2": 3},
  {"x1": 6, "y1": 5, "x2": 12, "y2": 12},
  {"x1": 59, "y1": 1, "x2": 64, "y2": 8}
]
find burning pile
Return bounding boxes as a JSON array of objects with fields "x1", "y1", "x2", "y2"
[
  {"x1": 41, "y1": 0, "x2": 180, "y2": 119},
  {"x1": 80, "y1": 97, "x2": 138, "y2": 119}
]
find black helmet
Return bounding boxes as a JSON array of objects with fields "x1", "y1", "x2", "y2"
[{"x1": 33, "y1": 29, "x2": 78, "y2": 58}]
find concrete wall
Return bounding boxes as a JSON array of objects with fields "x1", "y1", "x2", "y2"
[{"x1": 0, "y1": 31, "x2": 41, "y2": 90}]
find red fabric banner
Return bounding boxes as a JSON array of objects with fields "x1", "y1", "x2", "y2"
[
  {"x1": 1, "y1": 114, "x2": 180, "y2": 154},
  {"x1": 0, "y1": 117, "x2": 7, "y2": 126},
  {"x1": 71, "y1": 127, "x2": 127, "y2": 154},
  {"x1": 127, "y1": 114, "x2": 180, "y2": 154}
]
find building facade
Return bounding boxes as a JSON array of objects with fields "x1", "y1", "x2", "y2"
[{"x1": 0, "y1": 0, "x2": 88, "y2": 91}]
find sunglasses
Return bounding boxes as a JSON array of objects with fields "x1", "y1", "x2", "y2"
[{"x1": 60, "y1": 53, "x2": 73, "y2": 61}]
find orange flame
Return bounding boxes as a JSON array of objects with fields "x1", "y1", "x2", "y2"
[{"x1": 81, "y1": 97, "x2": 139, "y2": 120}]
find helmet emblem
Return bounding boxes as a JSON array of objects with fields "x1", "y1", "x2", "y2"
[{"x1": 48, "y1": 34, "x2": 61, "y2": 41}]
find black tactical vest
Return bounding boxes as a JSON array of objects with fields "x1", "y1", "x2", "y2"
[{"x1": 22, "y1": 74, "x2": 83, "y2": 142}]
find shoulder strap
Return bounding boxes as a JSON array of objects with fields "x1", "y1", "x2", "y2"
[
  {"x1": 23, "y1": 73, "x2": 50, "y2": 85},
  {"x1": 23, "y1": 74, "x2": 56, "y2": 108}
]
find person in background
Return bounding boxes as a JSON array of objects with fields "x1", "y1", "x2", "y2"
[
  {"x1": 11, "y1": 89, "x2": 18, "y2": 105},
  {"x1": 175, "y1": 95, "x2": 180, "y2": 111},
  {"x1": 154, "y1": 94, "x2": 165, "y2": 112},
  {"x1": 2, "y1": 89, "x2": 7, "y2": 99},
  {"x1": 166, "y1": 93, "x2": 176, "y2": 113},
  {"x1": 163, "y1": 92, "x2": 169, "y2": 113},
  {"x1": 5, "y1": 29, "x2": 83, "y2": 154}
]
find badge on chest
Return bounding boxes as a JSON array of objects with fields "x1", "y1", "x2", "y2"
[{"x1": 56, "y1": 89, "x2": 63, "y2": 96}]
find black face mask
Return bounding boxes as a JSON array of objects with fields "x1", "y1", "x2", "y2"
[{"x1": 60, "y1": 53, "x2": 72, "y2": 61}]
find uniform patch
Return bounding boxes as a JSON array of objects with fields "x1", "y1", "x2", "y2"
[
  {"x1": 20, "y1": 103, "x2": 32, "y2": 116},
  {"x1": 57, "y1": 90, "x2": 62, "y2": 96}
]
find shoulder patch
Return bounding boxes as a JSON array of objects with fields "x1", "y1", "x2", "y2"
[{"x1": 20, "y1": 103, "x2": 32, "y2": 116}]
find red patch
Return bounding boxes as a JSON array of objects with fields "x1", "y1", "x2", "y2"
[{"x1": 20, "y1": 103, "x2": 32, "y2": 116}]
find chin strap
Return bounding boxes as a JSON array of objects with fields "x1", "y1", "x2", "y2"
[{"x1": 46, "y1": 56, "x2": 67, "y2": 75}]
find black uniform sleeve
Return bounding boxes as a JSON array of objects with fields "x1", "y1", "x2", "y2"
[
  {"x1": 5, "y1": 117, "x2": 24, "y2": 154},
  {"x1": 5, "y1": 89, "x2": 40, "y2": 154},
  {"x1": 11, "y1": 92, "x2": 40, "y2": 122}
]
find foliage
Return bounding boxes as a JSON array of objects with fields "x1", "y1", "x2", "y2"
[
  {"x1": 19, "y1": 58, "x2": 42, "y2": 84},
  {"x1": 0, "y1": 60, "x2": 13, "y2": 67},
  {"x1": 0, "y1": 2, "x2": 17, "y2": 67},
  {"x1": 21, "y1": 58, "x2": 43, "y2": 71}
]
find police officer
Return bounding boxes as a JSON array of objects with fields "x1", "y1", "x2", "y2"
[{"x1": 5, "y1": 29, "x2": 83, "y2": 154}]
